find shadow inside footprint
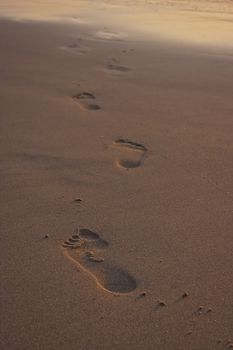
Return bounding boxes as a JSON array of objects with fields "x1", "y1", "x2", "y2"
[
  {"x1": 97, "y1": 266, "x2": 136, "y2": 293},
  {"x1": 111, "y1": 139, "x2": 147, "y2": 169},
  {"x1": 72, "y1": 92, "x2": 101, "y2": 111},
  {"x1": 107, "y1": 64, "x2": 131, "y2": 73},
  {"x1": 79, "y1": 228, "x2": 100, "y2": 240},
  {"x1": 61, "y1": 43, "x2": 90, "y2": 55},
  {"x1": 62, "y1": 228, "x2": 136, "y2": 294}
]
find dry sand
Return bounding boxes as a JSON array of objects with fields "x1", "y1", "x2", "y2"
[{"x1": 0, "y1": 1, "x2": 233, "y2": 349}]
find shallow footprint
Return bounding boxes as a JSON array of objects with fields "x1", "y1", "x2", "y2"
[
  {"x1": 61, "y1": 42, "x2": 90, "y2": 55},
  {"x1": 95, "y1": 30, "x2": 125, "y2": 41},
  {"x1": 102, "y1": 63, "x2": 131, "y2": 76},
  {"x1": 62, "y1": 228, "x2": 136, "y2": 294},
  {"x1": 107, "y1": 64, "x2": 131, "y2": 73},
  {"x1": 111, "y1": 139, "x2": 147, "y2": 169},
  {"x1": 72, "y1": 92, "x2": 101, "y2": 111}
]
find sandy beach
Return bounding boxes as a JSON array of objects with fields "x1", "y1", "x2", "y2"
[{"x1": 1, "y1": 1, "x2": 233, "y2": 349}]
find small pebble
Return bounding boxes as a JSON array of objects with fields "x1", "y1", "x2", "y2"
[
  {"x1": 140, "y1": 292, "x2": 147, "y2": 297},
  {"x1": 158, "y1": 301, "x2": 166, "y2": 307},
  {"x1": 196, "y1": 306, "x2": 204, "y2": 315},
  {"x1": 44, "y1": 234, "x2": 49, "y2": 239},
  {"x1": 74, "y1": 198, "x2": 82, "y2": 203},
  {"x1": 182, "y1": 291, "x2": 189, "y2": 298}
]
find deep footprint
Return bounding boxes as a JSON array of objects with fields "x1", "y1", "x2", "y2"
[
  {"x1": 62, "y1": 228, "x2": 136, "y2": 294},
  {"x1": 112, "y1": 139, "x2": 147, "y2": 169},
  {"x1": 72, "y1": 92, "x2": 101, "y2": 111}
]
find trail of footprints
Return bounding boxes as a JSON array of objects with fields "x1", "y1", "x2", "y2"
[
  {"x1": 71, "y1": 91, "x2": 147, "y2": 170},
  {"x1": 66, "y1": 34, "x2": 132, "y2": 111},
  {"x1": 62, "y1": 228, "x2": 137, "y2": 294},
  {"x1": 61, "y1": 139, "x2": 146, "y2": 293},
  {"x1": 57, "y1": 33, "x2": 231, "y2": 348},
  {"x1": 63, "y1": 33, "x2": 146, "y2": 297},
  {"x1": 58, "y1": 38, "x2": 230, "y2": 349}
]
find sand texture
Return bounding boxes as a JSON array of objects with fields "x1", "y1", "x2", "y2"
[{"x1": 0, "y1": 2, "x2": 233, "y2": 349}]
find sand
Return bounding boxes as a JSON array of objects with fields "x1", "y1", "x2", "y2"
[{"x1": 0, "y1": 1, "x2": 233, "y2": 349}]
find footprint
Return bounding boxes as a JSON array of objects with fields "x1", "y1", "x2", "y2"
[
  {"x1": 102, "y1": 63, "x2": 131, "y2": 76},
  {"x1": 61, "y1": 42, "x2": 90, "y2": 55},
  {"x1": 111, "y1": 139, "x2": 147, "y2": 169},
  {"x1": 62, "y1": 228, "x2": 137, "y2": 294},
  {"x1": 106, "y1": 64, "x2": 131, "y2": 73},
  {"x1": 95, "y1": 30, "x2": 125, "y2": 41},
  {"x1": 72, "y1": 92, "x2": 101, "y2": 111}
]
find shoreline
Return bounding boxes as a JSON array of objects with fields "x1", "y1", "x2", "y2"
[{"x1": 0, "y1": 0, "x2": 233, "y2": 50}]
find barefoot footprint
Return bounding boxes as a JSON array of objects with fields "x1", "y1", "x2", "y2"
[
  {"x1": 61, "y1": 42, "x2": 90, "y2": 55},
  {"x1": 72, "y1": 92, "x2": 101, "y2": 111},
  {"x1": 62, "y1": 228, "x2": 137, "y2": 294},
  {"x1": 102, "y1": 63, "x2": 131, "y2": 76},
  {"x1": 107, "y1": 64, "x2": 131, "y2": 73},
  {"x1": 111, "y1": 139, "x2": 147, "y2": 169},
  {"x1": 95, "y1": 30, "x2": 125, "y2": 41}
]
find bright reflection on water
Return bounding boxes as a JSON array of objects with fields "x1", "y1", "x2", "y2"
[{"x1": 0, "y1": 0, "x2": 233, "y2": 48}]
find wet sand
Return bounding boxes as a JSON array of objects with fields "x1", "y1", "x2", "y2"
[{"x1": 0, "y1": 2, "x2": 233, "y2": 349}]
